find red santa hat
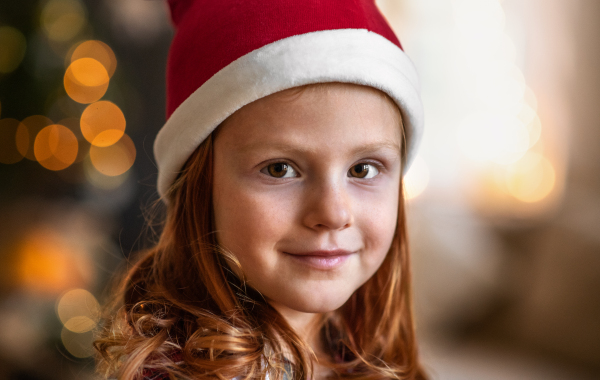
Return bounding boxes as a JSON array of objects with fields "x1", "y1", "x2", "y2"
[{"x1": 154, "y1": 0, "x2": 424, "y2": 198}]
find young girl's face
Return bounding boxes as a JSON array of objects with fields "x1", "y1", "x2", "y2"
[{"x1": 212, "y1": 83, "x2": 402, "y2": 317}]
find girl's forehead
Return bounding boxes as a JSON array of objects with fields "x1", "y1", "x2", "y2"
[{"x1": 217, "y1": 83, "x2": 403, "y2": 149}]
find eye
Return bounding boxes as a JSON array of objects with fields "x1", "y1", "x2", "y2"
[
  {"x1": 261, "y1": 162, "x2": 298, "y2": 178},
  {"x1": 348, "y1": 163, "x2": 379, "y2": 179}
]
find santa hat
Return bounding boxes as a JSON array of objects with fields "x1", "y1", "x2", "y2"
[{"x1": 154, "y1": 0, "x2": 424, "y2": 198}]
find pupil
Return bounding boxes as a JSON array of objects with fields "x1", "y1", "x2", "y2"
[
  {"x1": 352, "y1": 164, "x2": 368, "y2": 178},
  {"x1": 269, "y1": 163, "x2": 288, "y2": 177}
]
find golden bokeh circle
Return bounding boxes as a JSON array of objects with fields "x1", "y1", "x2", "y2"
[
  {"x1": 70, "y1": 40, "x2": 117, "y2": 78},
  {"x1": 0, "y1": 26, "x2": 27, "y2": 74},
  {"x1": 83, "y1": 156, "x2": 130, "y2": 189},
  {"x1": 61, "y1": 327, "x2": 94, "y2": 358},
  {"x1": 34, "y1": 124, "x2": 78, "y2": 170},
  {"x1": 89, "y1": 133, "x2": 136, "y2": 176},
  {"x1": 58, "y1": 117, "x2": 89, "y2": 163},
  {"x1": 81, "y1": 101, "x2": 126, "y2": 147},
  {"x1": 69, "y1": 57, "x2": 109, "y2": 86},
  {"x1": 56, "y1": 288, "x2": 100, "y2": 333},
  {"x1": 64, "y1": 58, "x2": 109, "y2": 104},
  {"x1": 506, "y1": 152, "x2": 556, "y2": 203},
  {"x1": 15, "y1": 123, "x2": 29, "y2": 158},
  {"x1": 20, "y1": 115, "x2": 53, "y2": 161},
  {"x1": 41, "y1": 0, "x2": 87, "y2": 42}
]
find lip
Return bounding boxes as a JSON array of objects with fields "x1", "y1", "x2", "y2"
[{"x1": 284, "y1": 249, "x2": 353, "y2": 270}]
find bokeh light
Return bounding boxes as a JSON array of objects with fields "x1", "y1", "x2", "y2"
[
  {"x1": 404, "y1": 155, "x2": 430, "y2": 200},
  {"x1": 64, "y1": 58, "x2": 109, "y2": 104},
  {"x1": 505, "y1": 152, "x2": 556, "y2": 203},
  {"x1": 83, "y1": 157, "x2": 130, "y2": 189},
  {"x1": 56, "y1": 288, "x2": 100, "y2": 333},
  {"x1": 19, "y1": 115, "x2": 53, "y2": 161},
  {"x1": 81, "y1": 101, "x2": 126, "y2": 147},
  {"x1": 70, "y1": 40, "x2": 117, "y2": 78},
  {"x1": 89, "y1": 133, "x2": 136, "y2": 176},
  {"x1": 17, "y1": 229, "x2": 80, "y2": 294},
  {"x1": 15, "y1": 122, "x2": 29, "y2": 159},
  {"x1": 59, "y1": 117, "x2": 90, "y2": 163},
  {"x1": 34, "y1": 124, "x2": 78, "y2": 170},
  {"x1": 477, "y1": 66, "x2": 526, "y2": 111},
  {"x1": 41, "y1": 0, "x2": 87, "y2": 42},
  {"x1": 453, "y1": 0, "x2": 505, "y2": 38},
  {"x1": 458, "y1": 112, "x2": 530, "y2": 164},
  {"x1": 0, "y1": 26, "x2": 27, "y2": 74},
  {"x1": 451, "y1": 0, "x2": 555, "y2": 209},
  {"x1": 60, "y1": 327, "x2": 94, "y2": 358},
  {"x1": 69, "y1": 58, "x2": 109, "y2": 87},
  {"x1": 0, "y1": 118, "x2": 27, "y2": 164}
]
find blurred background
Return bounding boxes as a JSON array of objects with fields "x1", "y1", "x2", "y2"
[{"x1": 0, "y1": 0, "x2": 598, "y2": 379}]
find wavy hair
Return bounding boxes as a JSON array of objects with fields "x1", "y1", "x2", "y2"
[{"x1": 94, "y1": 90, "x2": 427, "y2": 380}]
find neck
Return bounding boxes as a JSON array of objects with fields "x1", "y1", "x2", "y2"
[{"x1": 269, "y1": 302, "x2": 332, "y2": 380}]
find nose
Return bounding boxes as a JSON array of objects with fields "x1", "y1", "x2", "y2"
[{"x1": 302, "y1": 179, "x2": 352, "y2": 231}]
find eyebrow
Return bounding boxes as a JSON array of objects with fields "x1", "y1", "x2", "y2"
[
  {"x1": 352, "y1": 141, "x2": 402, "y2": 157},
  {"x1": 238, "y1": 140, "x2": 401, "y2": 157}
]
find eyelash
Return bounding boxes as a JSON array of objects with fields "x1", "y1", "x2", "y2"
[{"x1": 259, "y1": 160, "x2": 384, "y2": 179}]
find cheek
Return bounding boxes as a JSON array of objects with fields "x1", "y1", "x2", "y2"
[
  {"x1": 357, "y1": 184, "x2": 400, "y2": 266},
  {"x1": 212, "y1": 174, "x2": 293, "y2": 256}
]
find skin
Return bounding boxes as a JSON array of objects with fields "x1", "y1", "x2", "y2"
[{"x1": 212, "y1": 83, "x2": 403, "y2": 365}]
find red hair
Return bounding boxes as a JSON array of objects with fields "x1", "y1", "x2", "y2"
[{"x1": 94, "y1": 87, "x2": 427, "y2": 380}]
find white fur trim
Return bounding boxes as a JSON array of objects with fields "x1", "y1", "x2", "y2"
[{"x1": 154, "y1": 28, "x2": 424, "y2": 198}]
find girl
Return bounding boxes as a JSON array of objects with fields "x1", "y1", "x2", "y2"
[{"x1": 95, "y1": 1, "x2": 425, "y2": 379}]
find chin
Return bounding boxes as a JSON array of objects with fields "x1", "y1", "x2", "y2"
[{"x1": 282, "y1": 292, "x2": 353, "y2": 314}]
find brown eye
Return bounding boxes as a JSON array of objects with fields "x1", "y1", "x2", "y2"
[
  {"x1": 263, "y1": 162, "x2": 297, "y2": 178},
  {"x1": 349, "y1": 163, "x2": 379, "y2": 179}
]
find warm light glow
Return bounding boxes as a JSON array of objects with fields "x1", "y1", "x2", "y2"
[
  {"x1": 83, "y1": 157, "x2": 130, "y2": 189},
  {"x1": 526, "y1": 115, "x2": 542, "y2": 149},
  {"x1": 81, "y1": 101, "x2": 126, "y2": 147},
  {"x1": 17, "y1": 229, "x2": 79, "y2": 294},
  {"x1": 404, "y1": 155, "x2": 430, "y2": 200},
  {"x1": 16, "y1": 122, "x2": 29, "y2": 158},
  {"x1": 59, "y1": 117, "x2": 89, "y2": 162},
  {"x1": 61, "y1": 327, "x2": 94, "y2": 358},
  {"x1": 19, "y1": 115, "x2": 53, "y2": 161},
  {"x1": 453, "y1": 0, "x2": 547, "y2": 170},
  {"x1": 89, "y1": 133, "x2": 136, "y2": 176},
  {"x1": 453, "y1": 0, "x2": 505, "y2": 49},
  {"x1": 34, "y1": 124, "x2": 79, "y2": 170},
  {"x1": 64, "y1": 58, "x2": 109, "y2": 104},
  {"x1": 505, "y1": 152, "x2": 556, "y2": 203},
  {"x1": 70, "y1": 40, "x2": 117, "y2": 77},
  {"x1": 41, "y1": 0, "x2": 87, "y2": 42},
  {"x1": 458, "y1": 112, "x2": 529, "y2": 164},
  {"x1": 69, "y1": 58, "x2": 109, "y2": 87},
  {"x1": 477, "y1": 66, "x2": 526, "y2": 111},
  {"x1": 0, "y1": 26, "x2": 27, "y2": 74},
  {"x1": 56, "y1": 288, "x2": 100, "y2": 333},
  {"x1": 0, "y1": 118, "x2": 26, "y2": 164},
  {"x1": 523, "y1": 86, "x2": 539, "y2": 112}
]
